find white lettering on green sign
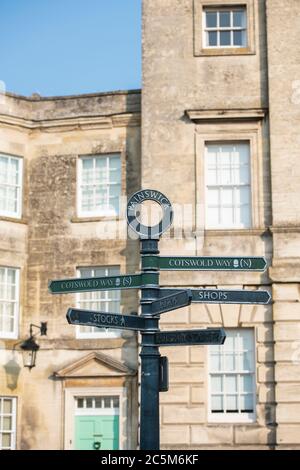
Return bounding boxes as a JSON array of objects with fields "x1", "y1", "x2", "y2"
[{"x1": 92, "y1": 313, "x2": 126, "y2": 327}]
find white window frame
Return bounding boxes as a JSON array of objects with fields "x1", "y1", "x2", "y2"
[
  {"x1": 203, "y1": 7, "x2": 247, "y2": 49},
  {"x1": 75, "y1": 266, "x2": 121, "y2": 339},
  {"x1": 207, "y1": 329, "x2": 256, "y2": 424},
  {"x1": 64, "y1": 387, "x2": 125, "y2": 450},
  {"x1": 0, "y1": 397, "x2": 17, "y2": 450},
  {"x1": 75, "y1": 395, "x2": 120, "y2": 416},
  {"x1": 204, "y1": 141, "x2": 252, "y2": 230},
  {"x1": 0, "y1": 153, "x2": 23, "y2": 219},
  {"x1": 0, "y1": 267, "x2": 20, "y2": 339},
  {"x1": 77, "y1": 154, "x2": 121, "y2": 218}
]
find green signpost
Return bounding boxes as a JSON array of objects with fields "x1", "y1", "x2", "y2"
[{"x1": 49, "y1": 188, "x2": 271, "y2": 451}]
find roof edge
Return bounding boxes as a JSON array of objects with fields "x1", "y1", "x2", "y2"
[{"x1": 3, "y1": 88, "x2": 142, "y2": 102}]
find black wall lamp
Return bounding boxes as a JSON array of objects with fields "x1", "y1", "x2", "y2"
[{"x1": 20, "y1": 322, "x2": 47, "y2": 370}]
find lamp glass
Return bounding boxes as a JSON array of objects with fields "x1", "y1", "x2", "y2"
[{"x1": 22, "y1": 349, "x2": 37, "y2": 369}]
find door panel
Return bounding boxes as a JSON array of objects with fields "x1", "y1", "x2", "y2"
[{"x1": 75, "y1": 415, "x2": 119, "y2": 450}]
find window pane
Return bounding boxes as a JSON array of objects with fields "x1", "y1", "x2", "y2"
[
  {"x1": 210, "y1": 353, "x2": 221, "y2": 371},
  {"x1": 109, "y1": 193, "x2": 121, "y2": 214},
  {"x1": 221, "y1": 188, "x2": 233, "y2": 205},
  {"x1": 206, "y1": 12, "x2": 217, "y2": 28},
  {"x1": 95, "y1": 187, "x2": 107, "y2": 208},
  {"x1": 233, "y1": 11, "x2": 245, "y2": 27},
  {"x1": 241, "y1": 352, "x2": 253, "y2": 370},
  {"x1": 233, "y1": 30, "x2": 243, "y2": 46},
  {"x1": 104, "y1": 397, "x2": 111, "y2": 408},
  {"x1": 224, "y1": 353, "x2": 235, "y2": 371},
  {"x1": 0, "y1": 156, "x2": 8, "y2": 183},
  {"x1": 3, "y1": 417, "x2": 12, "y2": 431},
  {"x1": 211, "y1": 395, "x2": 223, "y2": 411},
  {"x1": 226, "y1": 395, "x2": 238, "y2": 411},
  {"x1": 220, "y1": 31, "x2": 231, "y2": 46},
  {"x1": 0, "y1": 186, "x2": 6, "y2": 211},
  {"x1": 3, "y1": 398, "x2": 12, "y2": 414},
  {"x1": 81, "y1": 187, "x2": 94, "y2": 211},
  {"x1": 86, "y1": 398, "x2": 93, "y2": 408},
  {"x1": 240, "y1": 375, "x2": 253, "y2": 394},
  {"x1": 208, "y1": 31, "x2": 217, "y2": 47},
  {"x1": 82, "y1": 158, "x2": 93, "y2": 170},
  {"x1": 226, "y1": 375, "x2": 237, "y2": 394},
  {"x1": 237, "y1": 204, "x2": 250, "y2": 228},
  {"x1": 240, "y1": 394, "x2": 253, "y2": 411},
  {"x1": 95, "y1": 397, "x2": 102, "y2": 408},
  {"x1": 7, "y1": 269, "x2": 16, "y2": 287},
  {"x1": 9, "y1": 159, "x2": 19, "y2": 185},
  {"x1": 239, "y1": 330, "x2": 253, "y2": 351},
  {"x1": 207, "y1": 169, "x2": 217, "y2": 185},
  {"x1": 219, "y1": 11, "x2": 231, "y2": 27},
  {"x1": 206, "y1": 146, "x2": 218, "y2": 165},
  {"x1": 7, "y1": 187, "x2": 18, "y2": 213},
  {"x1": 109, "y1": 156, "x2": 121, "y2": 178},
  {"x1": 113, "y1": 397, "x2": 119, "y2": 408},
  {"x1": 207, "y1": 189, "x2": 219, "y2": 205},
  {"x1": 211, "y1": 375, "x2": 223, "y2": 393},
  {"x1": 222, "y1": 206, "x2": 234, "y2": 226},
  {"x1": 223, "y1": 334, "x2": 234, "y2": 351},
  {"x1": 1, "y1": 433, "x2": 11, "y2": 448},
  {"x1": 95, "y1": 158, "x2": 107, "y2": 183},
  {"x1": 79, "y1": 268, "x2": 93, "y2": 278},
  {"x1": 77, "y1": 398, "x2": 84, "y2": 408},
  {"x1": 82, "y1": 158, "x2": 94, "y2": 184}
]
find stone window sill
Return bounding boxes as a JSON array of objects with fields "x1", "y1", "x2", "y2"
[
  {"x1": 71, "y1": 216, "x2": 123, "y2": 223},
  {"x1": 204, "y1": 229, "x2": 269, "y2": 237},
  {"x1": 0, "y1": 215, "x2": 28, "y2": 224},
  {"x1": 196, "y1": 47, "x2": 255, "y2": 57}
]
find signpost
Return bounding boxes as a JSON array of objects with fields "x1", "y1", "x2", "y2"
[{"x1": 49, "y1": 188, "x2": 271, "y2": 451}]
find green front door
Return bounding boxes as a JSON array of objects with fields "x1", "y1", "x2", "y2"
[{"x1": 75, "y1": 415, "x2": 119, "y2": 450}]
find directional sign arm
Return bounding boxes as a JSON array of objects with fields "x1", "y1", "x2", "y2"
[
  {"x1": 49, "y1": 272, "x2": 159, "y2": 294},
  {"x1": 154, "y1": 328, "x2": 226, "y2": 346},
  {"x1": 159, "y1": 288, "x2": 271, "y2": 305},
  {"x1": 67, "y1": 308, "x2": 147, "y2": 331},
  {"x1": 150, "y1": 290, "x2": 192, "y2": 315},
  {"x1": 190, "y1": 289, "x2": 271, "y2": 305},
  {"x1": 142, "y1": 256, "x2": 268, "y2": 272}
]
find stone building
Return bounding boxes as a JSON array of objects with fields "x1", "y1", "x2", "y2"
[
  {"x1": 0, "y1": 90, "x2": 141, "y2": 450},
  {"x1": 0, "y1": 0, "x2": 300, "y2": 450}
]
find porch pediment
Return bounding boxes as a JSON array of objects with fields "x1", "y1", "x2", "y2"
[{"x1": 54, "y1": 352, "x2": 136, "y2": 378}]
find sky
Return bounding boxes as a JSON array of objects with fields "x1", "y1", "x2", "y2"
[{"x1": 0, "y1": 0, "x2": 142, "y2": 97}]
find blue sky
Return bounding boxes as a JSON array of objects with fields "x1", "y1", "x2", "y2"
[{"x1": 0, "y1": 0, "x2": 141, "y2": 96}]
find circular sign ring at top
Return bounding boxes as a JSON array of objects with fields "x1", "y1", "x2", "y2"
[{"x1": 127, "y1": 189, "x2": 174, "y2": 239}]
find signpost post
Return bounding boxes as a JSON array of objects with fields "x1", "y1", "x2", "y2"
[{"x1": 49, "y1": 188, "x2": 271, "y2": 451}]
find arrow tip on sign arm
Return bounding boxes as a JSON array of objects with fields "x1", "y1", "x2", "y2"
[
  {"x1": 48, "y1": 280, "x2": 53, "y2": 294},
  {"x1": 220, "y1": 328, "x2": 226, "y2": 345},
  {"x1": 66, "y1": 308, "x2": 73, "y2": 324},
  {"x1": 262, "y1": 257, "x2": 268, "y2": 272}
]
